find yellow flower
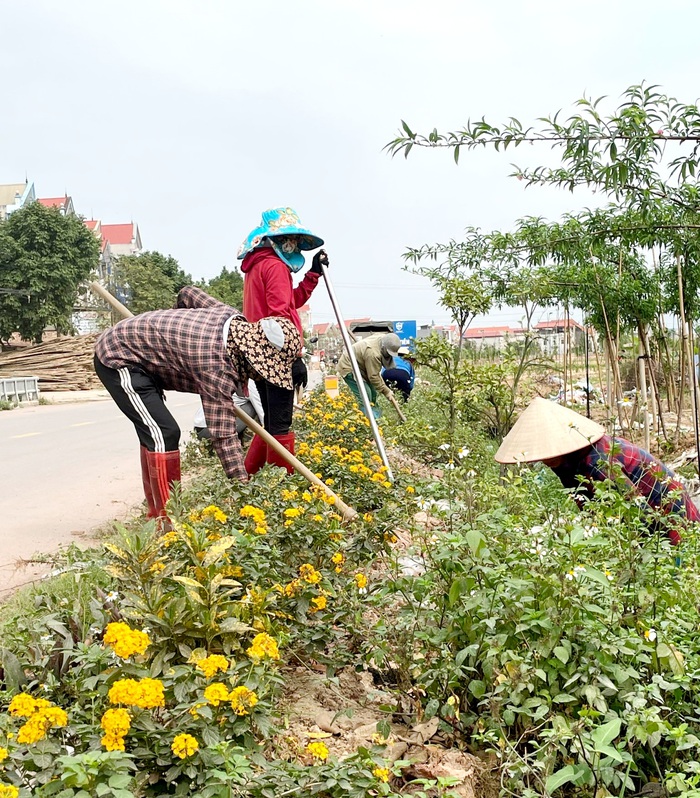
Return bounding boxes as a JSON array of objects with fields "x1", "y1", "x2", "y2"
[
  {"x1": 101, "y1": 732, "x2": 126, "y2": 752},
  {"x1": 16, "y1": 705, "x2": 67, "y2": 745},
  {"x1": 100, "y1": 708, "x2": 130, "y2": 751},
  {"x1": 103, "y1": 622, "x2": 151, "y2": 659},
  {"x1": 310, "y1": 595, "x2": 327, "y2": 613},
  {"x1": 373, "y1": 767, "x2": 390, "y2": 783},
  {"x1": 196, "y1": 654, "x2": 230, "y2": 679},
  {"x1": 312, "y1": 514, "x2": 324, "y2": 522},
  {"x1": 0, "y1": 748, "x2": 7, "y2": 763},
  {"x1": 246, "y1": 632, "x2": 280, "y2": 662},
  {"x1": 101, "y1": 707, "x2": 131, "y2": 735},
  {"x1": 171, "y1": 733, "x2": 199, "y2": 759},
  {"x1": 150, "y1": 561, "x2": 166, "y2": 574},
  {"x1": 284, "y1": 579, "x2": 301, "y2": 597},
  {"x1": 222, "y1": 565, "x2": 243, "y2": 578},
  {"x1": 254, "y1": 524, "x2": 268, "y2": 535},
  {"x1": 0, "y1": 785, "x2": 19, "y2": 798},
  {"x1": 229, "y1": 686, "x2": 259, "y2": 716},
  {"x1": 202, "y1": 505, "x2": 228, "y2": 524},
  {"x1": 363, "y1": 513, "x2": 373, "y2": 523},
  {"x1": 108, "y1": 678, "x2": 165, "y2": 709},
  {"x1": 406, "y1": 486, "x2": 415, "y2": 494},
  {"x1": 204, "y1": 683, "x2": 230, "y2": 707},
  {"x1": 240, "y1": 505, "x2": 266, "y2": 524},
  {"x1": 354, "y1": 573, "x2": 368, "y2": 590},
  {"x1": 302, "y1": 491, "x2": 312, "y2": 502},
  {"x1": 281, "y1": 489, "x2": 298, "y2": 501},
  {"x1": 331, "y1": 552, "x2": 344, "y2": 565},
  {"x1": 284, "y1": 507, "x2": 303, "y2": 519},
  {"x1": 299, "y1": 563, "x2": 321, "y2": 584},
  {"x1": 8, "y1": 693, "x2": 38, "y2": 718},
  {"x1": 306, "y1": 741, "x2": 329, "y2": 760},
  {"x1": 160, "y1": 530, "x2": 178, "y2": 547}
]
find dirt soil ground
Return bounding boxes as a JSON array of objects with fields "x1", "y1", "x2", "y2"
[{"x1": 280, "y1": 665, "x2": 499, "y2": 797}]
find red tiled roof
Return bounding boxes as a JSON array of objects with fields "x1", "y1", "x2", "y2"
[
  {"x1": 84, "y1": 220, "x2": 99, "y2": 230},
  {"x1": 344, "y1": 317, "x2": 371, "y2": 328},
  {"x1": 464, "y1": 326, "x2": 516, "y2": 339},
  {"x1": 313, "y1": 322, "x2": 332, "y2": 335},
  {"x1": 298, "y1": 303, "x2": 310, "y2": 312},
  {"x1": 38, "y1": 196, "x2": 68, "y2": 208},
  {"x1": 101, "y1": 223, "x2": 135, "y2": 245},
  {"x1": 535, "y1": 319, "x2": 584, "y2": 331}
]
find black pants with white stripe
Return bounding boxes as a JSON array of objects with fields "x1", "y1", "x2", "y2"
[{"x1": 94, "y1": 356, "x2": 180, "y2": 452}]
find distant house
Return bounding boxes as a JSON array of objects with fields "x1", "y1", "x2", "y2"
[
  {"x1": 464, "y1": 325, "x2": 527, "y2": 352},
  {"x1": 0, "y1": 181, "x2": 35, "y2": 220},
  {"x1": 100, "y1": 222, "x2": 142, "y2": 257},
  {"x1": 77, "y1": 220, "x2": 143, "y2": 334},
  {"x1": 535, "y1": 318, "x2": 586, "y2": 356},
  {"x1": 37, "y1": 195, "x2": 75, "y2": 215}
]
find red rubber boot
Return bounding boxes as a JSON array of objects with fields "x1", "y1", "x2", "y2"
[
  {"x1": 140, "y1": 446, "x2": 158, "y2": 518},
  {"x1": 244, "y1": 434, "x2": 268, "y2": 475},
  {"x1": 266, "y1": 432, "x2": 295, "y2": 474},
  {"x1": 146, "y1": 450, "x2": 182, "y2": 517}
]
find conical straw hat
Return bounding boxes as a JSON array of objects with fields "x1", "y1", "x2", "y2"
[{"x1": 494, "y1": 397, "x2": 605, "y2": 464}]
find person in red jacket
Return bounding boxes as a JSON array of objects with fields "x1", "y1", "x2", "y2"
[{"x1": 237, "y1": 207, "x2": 328, "y2": 474}]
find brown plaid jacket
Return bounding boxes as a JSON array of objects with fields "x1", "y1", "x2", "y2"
[{"x1": 94, "y1": 286, "x2": 248, "y2": 480}]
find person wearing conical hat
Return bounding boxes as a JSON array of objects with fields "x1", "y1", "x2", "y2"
[
  {"x1": 237, "y1": 207, "x2": 327, "y2": 475},
  {"x1": 495, "y1": 398, "x2": 700, "y2": 545}
]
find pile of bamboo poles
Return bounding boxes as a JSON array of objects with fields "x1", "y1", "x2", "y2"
[{"x1": 0, "y1": 335, "x2": 101, "y2": 391}]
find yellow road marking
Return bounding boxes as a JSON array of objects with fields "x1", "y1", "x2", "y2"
[
  {"x1": 70, "y1": 422, "x2": 95, "y2": 427},
  {"x1": 11, "y1": 432, "x2": 41, "y2": 439}
]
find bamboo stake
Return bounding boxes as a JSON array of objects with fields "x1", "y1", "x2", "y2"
[
  {"x1": 638, "y1": 336, "x2": 650, "y2": 450},
  {"x1": 676, "y1": 254, "x2": 700, "y2": 468}
]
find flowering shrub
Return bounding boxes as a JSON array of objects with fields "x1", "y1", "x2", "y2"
[{"x1": 4, "y1": 384, "x2": 700, "y2": 796}]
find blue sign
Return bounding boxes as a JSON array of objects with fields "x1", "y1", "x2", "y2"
[{"x1": 393, "y1": 320, "x2": 417, "y2": 347}]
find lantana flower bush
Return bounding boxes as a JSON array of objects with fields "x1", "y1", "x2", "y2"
[{"x1": 1, "y1": 384, "x2": 700, "y2": 797}]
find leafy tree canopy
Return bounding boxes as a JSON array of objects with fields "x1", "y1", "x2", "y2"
[
  {"x1": 113, "y1": 251, "x2": 192, "y2": 314},
  {"x1": 386, "y1": 82, "x2": 700, "y2": 214},
  {"x1": 198, "y1": 266, "x2": 244, "y2": 310},
  {"x1": 0, "y1": 203, "x2": 100, "y2": 343}
]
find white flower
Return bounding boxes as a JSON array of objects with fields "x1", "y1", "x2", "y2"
[
  {"x1": 644, "y1": 628, "x2": 657, "y2": 642},
  {"x1": 530, "y1": 525, "x2": 544, "y2": 536},
  {"x1": 465, "y1": 469, "x2": 477, "y2": 478},
  {"x1": 438, "y1": 443, "x2": 451, "y2": 451},
  {"x1": 457, "y1": 447, "x2": 470, "y2": 459},
  {"x1": 444, "y1": 462, "x2": 456, "y2": 470},
  {"x1": 105, "y1": 591, "x2": 119, "y2": 602},
  {"x1": 582, "y1": 525, "x2": 598, "y2": 539}
]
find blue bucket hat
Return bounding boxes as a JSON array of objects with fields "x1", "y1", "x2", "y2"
[{"x1": 236, "y1": 207, "x2": 324, "y2": 272}]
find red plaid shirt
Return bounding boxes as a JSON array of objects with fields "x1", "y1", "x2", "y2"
[
  {"x1": 95, "y1": 286, "x2": 248, "y2": 480},
  {"x1": 552, "y1": 434, "x2": 700, "y2": 544}
]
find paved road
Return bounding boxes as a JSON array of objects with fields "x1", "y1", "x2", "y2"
[{"x1": 0, "y1": 393, "x2": 200, "y2": 594}]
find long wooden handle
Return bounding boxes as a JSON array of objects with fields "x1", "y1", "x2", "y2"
[
  {"x1": 89, "y1": 281, "x2": 133, "y2": 320},
  {"x1": 89, "y1": 282, "x2": 358, "y2": 522},
  {"x1": 232, "y1": 405, "x2": 357, "y2": 521},
  {"x1": 388, "y1": 393, "x2": 407, "y2": 423}
]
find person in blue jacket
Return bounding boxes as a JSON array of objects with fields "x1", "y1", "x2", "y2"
[{"x1": 381, "y1": 345, "x2": 416, "y2": 402}]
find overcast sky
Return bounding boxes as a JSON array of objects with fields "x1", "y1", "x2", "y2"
[{"x1": 4, "y1": 1, "x2": 700, "y2": 328}]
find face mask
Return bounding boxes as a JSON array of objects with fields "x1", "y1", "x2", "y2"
[{"x1": 269, "y1": 236, "x2": 306, "y2": 273}]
